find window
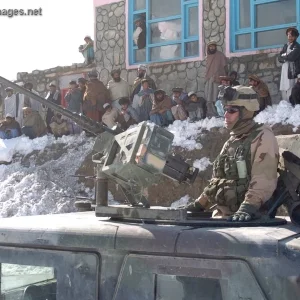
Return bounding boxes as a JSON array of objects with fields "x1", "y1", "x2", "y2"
[
  {"x1": 230, "y1": 0, "x2": 300, "y2": 52},
  {"x1": 113, "y1": 254, "x2": 266, "y2": 300},
  {"x1": 128, "y1": 0, "x2": 199, "y2": 64},
  {"x1": 0, "y1": 247, "x2": 99, "y2": 300}
]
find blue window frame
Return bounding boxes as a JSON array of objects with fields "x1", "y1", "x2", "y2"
[
  {"x1": 128, "y1": 0, "x2": 199, "y2": 65},
  {"x1": 230, "y1": 0, "x2": 300, "y2": 52}
]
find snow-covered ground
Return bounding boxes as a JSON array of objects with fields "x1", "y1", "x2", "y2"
[
  {"x1": 0, "y1": 101, "x2": 299, "y2": 218},
  {"x1": 254, "y1": 101, "x2": 300, "y2": 131},
  {"x1": 0, "y1": 133, "x2": 95, "y2": 217}
]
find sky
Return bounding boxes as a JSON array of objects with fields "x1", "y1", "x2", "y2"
[{"x1": 0, "y1": 0, "x2": 94, "y2": 80}]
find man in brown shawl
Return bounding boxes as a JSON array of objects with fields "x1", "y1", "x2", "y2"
[
  {"x1": 248, "y1": 74, "x2": 272, "y2": 112},
  {"x1": 204, "y1": 40, "x2": 228, "y2": 117}
]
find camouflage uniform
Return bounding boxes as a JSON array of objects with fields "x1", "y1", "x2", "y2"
[
  {"x1": 203, "y1": 124, "x2": 279, "y2": 217},
  {"x1": 187, "y1": 86, "x2": 279, "y2": 221}
]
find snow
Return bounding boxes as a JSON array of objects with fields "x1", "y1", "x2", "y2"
[
  {"x1": 255, "y1": 101, "x2": 300, "y2": 131},
  {"x1": 167, "y1": 117, "x2": 224, "y2": 150},
  {"x1": 0, "y1": 133, "x2": 94, "y2": 217},
  {"x1": 193, "y1": 157, "x2": 212, "y2": 172}
]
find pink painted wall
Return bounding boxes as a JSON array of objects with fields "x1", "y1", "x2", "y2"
[{"x1": 93, "y1": 0, "x2": 122, "y2": 7}]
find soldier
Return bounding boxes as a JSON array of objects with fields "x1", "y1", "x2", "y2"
[{"x1": 185, "y1": 86, "x2": 279, "y2": 222}]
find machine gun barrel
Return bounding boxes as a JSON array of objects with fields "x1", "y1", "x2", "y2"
[{"x1": 0, "y1": 76, "x2": 118, "y2": 136}]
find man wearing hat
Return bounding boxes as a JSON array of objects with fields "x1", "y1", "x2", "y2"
[
  {"x1": 107, "y1": 69, "x2": 131, "y2": 110},
  {"x1": 83, "y1": 70, "x2": 110, "y2": 121},
  {"x1": 45, "y1": 83, "x2": 61, "y2": 132},
  {"x1": 171, "y1": 87, "x2": 188, "y2": 121},
  {"x1": 172, "y1": 87, "x2": 188, "y2": 104},
  {"x1": 22, "y1": 107, "x2": 47, "y2": 139},
  {"x1": 150, "y1": 89, "x2": 173, "y2": 126},
  {"x1": 0, "y1": 113, "x2": 21, "y2": 139},
  {"x1": 205, "y1": 40, "x2": 228, "y2": 117},
  {"x1": 278, "y1": 27, "x2": 300, "y2": 101},
  {"x1": 289, "y1": 74, "x2": 300, "y2": 106},
  {"x1": 184, "y1": 86, "x2": 279, "y2": 222},
  {"x1": 131, "y1": 64, "x2": 156, "y2": 101},
  {"x1": 101, "y1": 103, "x2": 123, "y2": 129},
  {"x1": 184, "y1": 91, "x2": 207, "y2": 121},
  {"x1": 248, "y1": 74, "x2": 272, "y2": 112}
]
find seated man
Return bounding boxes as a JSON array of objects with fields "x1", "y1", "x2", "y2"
[
  {"x1": 185, "y1": 92, "x2": 207, "y2": 121},
  {"x1": 50, "y1": 112, "x2": 70, "y2": 138},
  {"x1": 0, "y1": 114, "x2": 21, "y2": 139},
  {"x1": 102, "y1": 103, "x2": 122, "y2": 129},
  {"x1": 79, "y1": 36, "x2": 95, "y2": 65},
  {"x1": 119, "y1": 97, "x2": 139, "y2": 129},
  {"x1": 248, "y1": 74, "x2": 272, "y2": 112},
  {"x1": 171, "y1": 87, "x2": 188, "y2": 121},
  {"x1": 22, "y1": 107, "x2": 47, "y2": 139},
  {"x1": 132, "y1": 79, "x2": 154, "y2": 121},
  {"x1": 185, "y1": 86, "x2": 279, "y2": 222},
  {"x1": 150, "y1": 89, "x2": 173, "y2": 126},
  {"x1": 229, "y1": 71, "x2": 240, "y2": 86}
]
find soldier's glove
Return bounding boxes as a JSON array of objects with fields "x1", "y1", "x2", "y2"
[
  {"x1": 184, "y1": 201, "x2": 205, "y2": 212},
  {"x1": 228, "y1": 203, "x2": 260, "y2": 222}
]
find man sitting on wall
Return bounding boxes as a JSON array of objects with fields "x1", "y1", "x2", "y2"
[
  {"x1": 79, "y1": 36, "x2": 95, "y2": 66},
  {"x1": 22, "y1": 107, "x2": 47, "y2": 139},
  {"x1": 248, "y1": 74, "x2": 272, "y2": 112},
  {"x1": 150, "y1": 89, "x2": 173, "y2": 126},
  {"x1": 0, "y1": 114, "x2": 21, "y2": 139}
]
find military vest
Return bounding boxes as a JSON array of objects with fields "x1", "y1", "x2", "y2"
[{"x1": 204, "y1": 124, "x2": 262, "y2": 212}]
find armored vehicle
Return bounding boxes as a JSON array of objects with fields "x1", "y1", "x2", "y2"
[{"x1": 0, "y1": 77, "x2": 299, "y2": 300}]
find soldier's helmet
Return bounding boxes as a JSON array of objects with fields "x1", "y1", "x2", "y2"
[{"x1": 222, "y1": 85, "x2": 259, "y2": 112}]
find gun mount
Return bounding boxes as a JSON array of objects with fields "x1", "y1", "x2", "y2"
[{"x1": 0, "y1": 76, "x2": 199, "y2": 221}]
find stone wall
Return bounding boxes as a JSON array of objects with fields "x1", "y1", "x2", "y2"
[
  {"x1": 94, "y1": 0, "x2": 282, "y2": 103},
  {"x1": 15, "y1": 63, "x2": 95, "y2": 96}
]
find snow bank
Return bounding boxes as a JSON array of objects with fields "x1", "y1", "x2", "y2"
[
  {"x1": 167, "y1": 117, "x2": 224, "y2": 150},
  {"x1": 255, "y1": 101, "x2": 300, "y2": 131},
  {"x1": 0, "y1": 134, "x2": 89, "y2": 163},
  {"x1": 193, "y1": 157, "x2": 212, "y2": 172},
  {"x1": 0, "y1": 134, "x2": 95, "y2": 217}
]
